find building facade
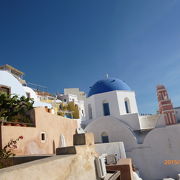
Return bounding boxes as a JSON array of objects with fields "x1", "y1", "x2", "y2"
[{"x1": 0, "y1": 107, "x2": 77, "y2": 155}]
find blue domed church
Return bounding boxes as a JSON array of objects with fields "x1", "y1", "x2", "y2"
[
  {"x1": 83, "y1": 77, "x2": 165, "y2": 144},
  {"x1": 85, "y1": 77, "x2": 139, "y2": 123},
  {"x1": 83, "y1": 78, "x2": 178, "y2": 180}
]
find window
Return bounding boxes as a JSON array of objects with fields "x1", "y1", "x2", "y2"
[
  {"x1": 103, "y1": 102, "x2": 110, "y2": 116},
  {"x1": 88, "y1": 104, "x2": 92, "y2": 119},
  {"x1": 0, "y1": 86, "x2": 10, "y2": 95},
  {"x1": 40, "y1": 132, "x2": 46, "y2": 143},
  {"x1": 124, "y1": 98, "x2": 131, "y2": 113},
  {"x1": 26, "y1": 92, "x2": 30, "y2": 98},
  {"x1": 101, "y1": 132, "x2": 109, "y2": 143}
]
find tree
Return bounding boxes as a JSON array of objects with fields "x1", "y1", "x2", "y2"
[
  {"x1": 58, "y1": 102, "x2": 79, "y2": 119},
  {"x1": 0, "y1": 93, "x2": 34, "y2": 123}
]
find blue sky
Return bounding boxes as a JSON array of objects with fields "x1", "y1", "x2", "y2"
[{"x1": 0, "y1": 0, "x2": 180, "y2": 113}]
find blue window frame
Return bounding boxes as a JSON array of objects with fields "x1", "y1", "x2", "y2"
[{"x1": 103, "y1": 103, "x2": 110, "y2": 116}]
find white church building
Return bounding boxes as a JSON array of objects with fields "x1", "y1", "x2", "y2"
[
  {"x1": 83, "y1": 77, "x2": 165, "y2": 140},
  {"x1": 83, "y1": 77, "x2": 180, "y2": 180}
]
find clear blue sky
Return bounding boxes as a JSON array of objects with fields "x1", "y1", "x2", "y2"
[{"x1": 0, "y1": 0, "x2": 180, "y2": 114}]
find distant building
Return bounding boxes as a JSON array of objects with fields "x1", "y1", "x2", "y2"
[
  {"x1": 64, "y1": 88, "x2": 86, "y2": 100},
  {"x1": 58, "y1": 88, "x2": 86, "y2": 122},
  {"x1": 35, "y1": 91, "x2": 56, "y2": 101}
]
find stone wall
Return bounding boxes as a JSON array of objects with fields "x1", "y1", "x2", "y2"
[
  {"x1": 0, "y1": 154, "x2": 96, "y2": 180},
  {"x1": 0, "y1": 133, "x2": 97, "y2": 180}
]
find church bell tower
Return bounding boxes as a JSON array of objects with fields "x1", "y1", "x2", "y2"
[{"x1": 156, "y1": 85, "x2": 176, "y2": 125}]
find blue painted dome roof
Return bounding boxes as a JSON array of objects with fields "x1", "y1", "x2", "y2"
[{"x1": 88, "y1": 78, "x2": 131, "y2": 97}]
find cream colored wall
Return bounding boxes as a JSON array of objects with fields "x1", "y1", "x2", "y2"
[
  {"x1": 0, "y1": 151, "x2": 96, "y2": 180},
  {"x1": 1, "y1": 107, "x2": 77, "y2": 155}
]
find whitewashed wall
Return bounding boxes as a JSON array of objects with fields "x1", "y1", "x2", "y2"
[
  {"x1": 118, "y1": 113, "x2": 140, "y2": 130},
  {"x1": 85, "y1": 116, "x2": 137, "y2": 150},
  {"x1": 139, "y1": 114, "x2": 166, "y2": 129},
  {"x1": 86, "y1": 116, "x2": 180, "y2": 180},
  {"x1": 0, "y1": 71, "x2": 51, "y2": 108},
  {"x1": 23, "y1": 86, "x2": 52, "y2": 108},
  {"x1": 23, "y1": 86, "x2": 39, "y2": 101},
  {"x1": 127, "y1": 124, "x2": 180, "y2": 180},
  {"x1": 116, "y1": 91, "x2": 138, "y2": 115},
  {"x1": 85, "y1": 95, "x2": 96, "y2": 120},
  {"x1": 85, "y1": 90, "x2": 138, "y2": 121},
  {"x1": 95, "y1": 142, "x2": 126, "y2": 160},
  {"x1": 0, "y1": 70, "x2": 26, "y2": 97}
]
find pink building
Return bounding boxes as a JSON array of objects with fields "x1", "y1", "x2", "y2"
[{"x1": 0, "y1": 107, "x2": 77, "y2": 155}]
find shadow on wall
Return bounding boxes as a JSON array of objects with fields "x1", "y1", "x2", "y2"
[
  {"x1": 127, "y1": 124, "x2": 180, "y2": 180},
  {"x1": 133, "y1": 130, "x2": 152, "y2": 144}
]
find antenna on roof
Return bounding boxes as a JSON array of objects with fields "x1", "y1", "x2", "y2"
[{"x1": 106, "y1": 73, "x2": 109, "y2": 79}]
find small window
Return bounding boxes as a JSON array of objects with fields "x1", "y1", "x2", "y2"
[
  {"x1": 26, "y1": 92, "x2": 30, "y2": 98},
  {"x1": 41, "y1": 132, "x2": 46, "y2": 143},
  {"x1": 88, "y1": 104, "x2": 93, "y2": 119},
  {"x1": 103, "y1": 102, "x2": 110, "y2": 116},
  {"x1": 101, "y1": 132, "x2": 109, "y2": 143},
  {"x1": 0, "y1": 86, "x2": 10, "y2": 95},
  {"x1": 124, "y1": 98, "x2": 131, "y2": 114}
]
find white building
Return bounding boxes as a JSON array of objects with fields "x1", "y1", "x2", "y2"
[
  {"x1": 83, "y1": 77, "x2": 180, "y2": 180},
  {"x1": 64, "y1": 88, "x2": 86, "y2": 100},
  {"x1": 0, "y1": 70, "x2": 51, "y2": 108},
  {"x1": 58, "y1": 88, "x2": 86, "y2": 122},
  {"x1": 64, "y1": 88, "x2": 86, "y2": 121},
  {"x1": 83, "y1": 77, "x2": 165, "y2": 131}
]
